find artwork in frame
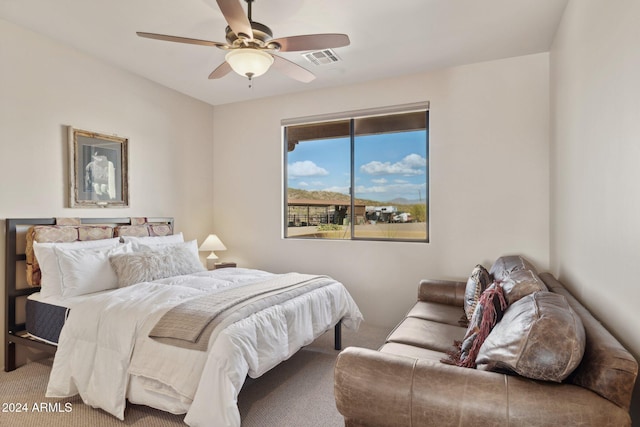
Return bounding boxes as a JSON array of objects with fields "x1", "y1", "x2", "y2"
[{"x1": 68, "y1": 126, "x2": 129, "y2": 208}]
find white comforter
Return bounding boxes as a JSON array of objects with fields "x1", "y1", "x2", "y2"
[{"x1": 46, "y1": 268, "x2": 363, "y2": 426}]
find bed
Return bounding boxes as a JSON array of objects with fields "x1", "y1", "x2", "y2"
[{"x1": 4, "y1": 217, "x2": 363, "y2": 427}]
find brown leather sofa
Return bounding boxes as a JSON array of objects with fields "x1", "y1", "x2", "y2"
[{"x1": 334, "y1": 266, "x2": 638, "y2": 426}]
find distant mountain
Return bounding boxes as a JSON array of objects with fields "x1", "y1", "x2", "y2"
[
  {"x1": 288, "y1": 188, "x2": 426, "y2": 207},
  {"x1": 288, "y1": 188, "x2": 375, "y2": 205},
  {"x1": 288, "y1": 188, "x2": 350, "y2": 202}
]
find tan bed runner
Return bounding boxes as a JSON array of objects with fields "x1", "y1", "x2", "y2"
[{"x1": 149, "y1": 273, "x2": 333, "y2": 351}]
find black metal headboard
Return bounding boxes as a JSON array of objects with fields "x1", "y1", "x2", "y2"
[{"x1": 4, "y1": 217, "x2": 173, "y2": 371}]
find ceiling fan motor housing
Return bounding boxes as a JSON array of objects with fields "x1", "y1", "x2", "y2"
[{"x1": 225, "y1": 22, "x2": 274, "y2": 47}]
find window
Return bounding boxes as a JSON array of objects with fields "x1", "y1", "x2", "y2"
[{"x1": 284, "y1": 104, "x2": 429, "y2": 242}]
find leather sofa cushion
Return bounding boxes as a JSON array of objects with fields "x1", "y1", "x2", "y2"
[
  {"x1": 387, "y1": 317, "x2": 466, "y2": 353},
  {"x1": 407, "y1": 301, "x2": 467, "y2": 327},
  {"x1": 489, "y1": 255, "x2": 537, "y2": 281},
  {"x1": 500, "y1": 269, "x2": 548, "y2": 305},
  {"x1": 476, "y1": 291, "x2": 585, "y2": 382}
]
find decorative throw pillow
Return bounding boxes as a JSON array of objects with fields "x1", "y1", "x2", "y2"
[
  {"x1": 476, "y1": 291, "x2": 585, "y2": 382},
  {"x1": 464, "y1": 264, "x2": 493, "y2": 321},
  {"x1": 499, "y1": 269, "x2": 548, "y2": 305},
  {"x1": 135, "y1": 237, "x2": 199, "y2": 259},
  {"x1": 109, "y1": 240, "x2": 205, "y2": 287},
  {"x1": 77, "y1": 226, "x2": 114, "y2": 241},
  {"x1": 443, "y1": 283, "x2": 508, "y2": 368},
  {"x1": 489, "y1": 255, "x2": 537, "y2": 281}
]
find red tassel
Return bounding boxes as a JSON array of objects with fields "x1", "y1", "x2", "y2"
[{"x1": 442, "y1": 283, "x2": 507, "y2": 368}]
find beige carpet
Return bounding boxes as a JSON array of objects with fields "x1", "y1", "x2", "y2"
[{"x1": 0, "y1": 323, "x2": 389, "y2": 426}]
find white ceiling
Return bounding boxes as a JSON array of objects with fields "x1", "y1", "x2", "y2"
[{"x1": 0, "y1": 0, "x2": 568, "y2": 106}]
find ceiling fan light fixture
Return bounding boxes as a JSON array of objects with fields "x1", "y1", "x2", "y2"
[{"x1": 225, "y1": 48, "x2": 274, "y2": 79}]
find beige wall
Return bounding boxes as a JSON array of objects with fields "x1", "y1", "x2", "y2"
[
  {"x1": 0, "y1": 19, "x2": 216, "y2": 368},
  {"x1": 213, "y1": 52, "x2": 550, "y2": 328},
  {"x1": 550, "y1": 0, "x2": 640, "y2": 420}
]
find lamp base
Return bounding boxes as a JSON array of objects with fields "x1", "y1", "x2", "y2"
[{"x1": 205, "y1": 257, "x2": 219, "y2": 270}]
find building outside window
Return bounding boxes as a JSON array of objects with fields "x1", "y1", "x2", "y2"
[{"x1": 283, "y1": 103, "x2": 429, "y2": 242}]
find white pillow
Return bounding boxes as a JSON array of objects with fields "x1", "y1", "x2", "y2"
[
  {"x1": 55, "y1": 243, "x2": 133, "y2": 298},
  {"x1": 33, "y1": 238, "x2": 121, "y2": 299},
  {"x1": 122, "y1": 232, "x2": 184, "y2": 250},
  {"x1": 109, "y1": 240, "x2": 205, "y2": 287}
]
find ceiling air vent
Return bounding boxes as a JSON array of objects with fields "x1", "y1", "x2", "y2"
[{"x1": 302, "y1": 49, "x2": 341, "y2": 66}]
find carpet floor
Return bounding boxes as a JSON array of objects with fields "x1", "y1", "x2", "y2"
[{"x1": 0, "y1": 323, "x2": 389, "y2": 427}]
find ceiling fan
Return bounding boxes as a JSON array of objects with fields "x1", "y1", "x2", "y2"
[{"x1": 137, "y1": 0, "x2": 350, "y2": 83}]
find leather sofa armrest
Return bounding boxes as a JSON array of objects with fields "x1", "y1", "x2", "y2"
[
  {"x1": 335, "y1": 346, "x2": 510, "y2": 426},
  {"x1": 334, "y1": 347, "x2": 632, "y2": 427},
  {"x1": 418, "y1": 279, "x2": 466, "y2": 306},
  {"x1": 335, "y1": 347, "x2": 416, "y2": 427}
]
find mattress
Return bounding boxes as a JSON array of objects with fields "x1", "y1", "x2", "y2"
[
  {"x1": 26, "y1": 291, "x2": 111, "y2": 345},
  {"x1": 26, "y1": 294, "x2": 68, "y2": 344}
]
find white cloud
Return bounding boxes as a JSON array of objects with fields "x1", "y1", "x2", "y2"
[
  {"x1": 298, "y1": 181, "x2": 309, "y2": 187},
  {"x1": 372, "y1": 178, "x2": 388, "y2": 184},
  {"x1": 288, "y1": 160, "x2": 329, "y2": 177},
  {"x1": 359, "y1": 153, "x2": 427, "y2": 176},
  {"x1": 402, "y1": 153, "x2": 427, "y2": 168}
]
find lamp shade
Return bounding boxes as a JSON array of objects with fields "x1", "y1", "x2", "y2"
[
  {"x1": 225, "y1": 48, "x2": 274, "y2": 79},
  {"x1": 199, "y1": 234, "x2": 227, "y2": 260}
]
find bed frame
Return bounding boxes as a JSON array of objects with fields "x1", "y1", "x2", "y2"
[
  {"x1": 5, "y1": 217, "x2": 342, "y2": 372},
  {"x1": 4, "y1": 217, "x2": 173, "y2": 372}
]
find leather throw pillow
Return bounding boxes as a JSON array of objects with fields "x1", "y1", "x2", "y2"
[{"x1": 476, "y1": 291, "x2": 585, "y2": 382}]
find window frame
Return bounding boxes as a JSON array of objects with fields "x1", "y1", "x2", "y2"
[{"x1": 283, "y1": 102, "x2": 430, "y2": 243}]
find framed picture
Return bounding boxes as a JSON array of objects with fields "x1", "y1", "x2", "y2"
[{"x1": 68, "y1": 126, "x2": 129, "y2": 208}]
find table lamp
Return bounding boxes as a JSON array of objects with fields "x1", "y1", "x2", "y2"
[{"x1": 199, "y1": 234, "x2": 227, "y2": 268}]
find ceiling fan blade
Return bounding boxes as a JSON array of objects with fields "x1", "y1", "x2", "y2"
[
  {"x1": 208, "y1": 61, "x2": 233, "y2": 79},
  {"x1": 137, "y1": 32, "x2": 227, "y2": 48},
  {"x1": 271, "y1": 55, "x2": 315, "y2": 83},
  {"x1": 216, "y1": 0, "x2": 253, "y2": 39},
  {"x1": 270, "y1": 34, "x2": 350, "y2": 52}
]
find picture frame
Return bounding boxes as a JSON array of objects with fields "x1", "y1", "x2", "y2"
[{"x1": 68, "y1": 126, "x2": 129, "y2": 208}]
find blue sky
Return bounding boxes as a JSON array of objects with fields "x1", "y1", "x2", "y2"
[{"x1": 287, "y1": 130, "x2": 428, "y2": 203}]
